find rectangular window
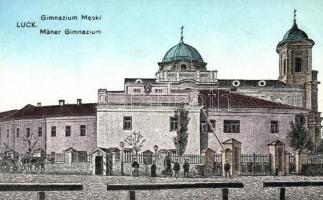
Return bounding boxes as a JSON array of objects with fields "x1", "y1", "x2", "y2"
[
  {"x1": 170, "y1": 117, "x2": 178, "y2": 131},
  {"x1": 123, "y1": 116, "x2": 132, "y2": 130},
  {"x1": 51, "y1": 126, "x2": 56, "y2": 137},
  {"x1": 271, "y1": 121, "x2": 279, "y2": 133},
  {"x1": 38, "y1": 127, "x2": 42, "y2": 137},
  {"x1": 201, "y1": 122, "x2": 208, "y2": 132},
  {"x1": 224, "y1": 120, "x2": 240, "y2": 133},
  {"x1": 80, "y1": 125, "x2": 86, "y2": 136},
  {"x1": 7, "y1": 129, "x2": 9, "y2": 138},
  {"x1": 78, "y1": 151, "x2": 88, "y2": 162},
  {"x1": 26, "y1": 128, "x2": 30, "y2": 137},
  {"x1": 154, "y1": 89, "x2": 163, "y2": 93},
  {"x1": 208, "y1": 120, "x2": 216, "y2": 132},
  {"x1": 133, "y1": 88, "x2": 141, "y2": 93},
  {"x1": 65, "y1": 126, "x2": 71, "y2": 137},
  {"x1": 16, "y1": 128, "x2": 20, "y2": 138}
]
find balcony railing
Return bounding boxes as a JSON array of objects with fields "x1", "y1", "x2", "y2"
[{"x1": 156, "y1": 70, "x2": 217, "y2": 83}]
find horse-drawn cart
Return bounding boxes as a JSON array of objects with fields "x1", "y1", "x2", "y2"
[{"x1": 0, "y1": 150, "x2": 46, "y2": 173}]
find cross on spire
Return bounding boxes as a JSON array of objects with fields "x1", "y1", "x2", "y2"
[
  {"x1": 180, "y1": 26, "x2": 184, "y2": 43},
  {"x1": 293, "y1": 9, "x2": 297, "y2": 23}
]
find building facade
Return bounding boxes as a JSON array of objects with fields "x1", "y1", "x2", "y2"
[
  {"x1": 96, "y1": 14, "x2": 320, "y2": 154},
  {"x1": 0, "y1": 100, "x2": 96, "y2": 155}
]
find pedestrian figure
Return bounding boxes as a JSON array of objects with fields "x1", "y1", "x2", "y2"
[
  {"x1": 183, "y1": 159, "x2": 190, "y2": 178},
  {"x1": 162, "y1": 151, "x2": 173, "y2": 176},
  {"x1": 173, "y1": 159, "x2": 180, "y2": 179},
  {"x1": 132, "y1": 158, "x2": 140, "y2": 177},
  {"x1": 224, "y1": 160, "x2": 231, "y2": 178},
  {"x1": 151, "y1": 160, "x2": 157, "y2": 177}
]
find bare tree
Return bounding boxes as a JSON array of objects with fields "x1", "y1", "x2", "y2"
[
  {"x1": 124, "y1": 131, "x2": 146, "y2": 156},
  {"x1": 20, "y1": 129, "x2": 39, "y2": 155},
  {"x1": 1, "y1": 142, "x2": 11, "y2": 159}
]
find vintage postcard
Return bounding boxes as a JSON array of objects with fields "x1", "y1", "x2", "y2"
[{"x1": 0, "y1": 0, "x2": 322, "y2": 199}]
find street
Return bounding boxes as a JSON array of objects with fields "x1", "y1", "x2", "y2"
[{"x1": 1, "y1": 174, "x2": 323, "y2": 199}]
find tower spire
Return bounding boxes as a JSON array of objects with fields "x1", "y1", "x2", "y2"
[
  {"x1": 180, "y1": 26, "x2": 184, "y2": 43},
  {"x1": 293, "y1": 9, "x2": 297, "y2": 23}
]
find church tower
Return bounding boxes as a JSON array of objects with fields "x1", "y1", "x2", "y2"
[
  {"x1": 276, "y1": 10, "x2": 315, "y2": 85},
  {"x1": 277, "y1": 10, "x2": 321, "y2": 145}
]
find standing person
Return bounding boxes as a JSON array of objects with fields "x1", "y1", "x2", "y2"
[
  {"x1": 132, "y1": 158, "x2": 140, "y2": 177},
  {"x1": 173, "y1": 159, "x2": 180, "y2": 179},
  {"x1": 183, "y1": 159, "x2": 190, "y2": 178},
  {"x1": 224, "y1": 160, "x2": 231, "y2": 178},
  {"x1": 151, "y1": 160, "x2": 157, "y2": 177},
  {"x1": 162, "y1": 151, "x2": 173, "y2": 176}
]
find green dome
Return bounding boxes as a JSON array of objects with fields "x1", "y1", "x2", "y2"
[
  {"x1": 277, "y1": 22, "x2": 313, "y2": 48},
  {"x1": 282, "y1": 22, "x2": 308, "y2": 41},
  {"x1": 162, "y1": 41, "x2": 204, "y2": 63}
]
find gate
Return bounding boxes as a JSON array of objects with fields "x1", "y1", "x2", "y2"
[
  {"x1": 106, "y1": 154, "x2": 113, "y2": 175},
  {"x1": 241, "y1": 154, "x2": 271, "y2": 175},
  {"x1": 213, "y1": 154, "x2": 222, "y2": 176},
  {"x1": 289, "y1": 153, "x2": 296, "y2": 174}
]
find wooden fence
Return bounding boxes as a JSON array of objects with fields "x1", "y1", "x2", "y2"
[
  {"x1": 124, "y1": 152, "x2": 147, "y2": 163},
  {"x1": 54, "y1": 153, "x2": 65, "y2": 163},
  {"x1": 50, "y1": 153, "x2": 92, "y2": 163}
]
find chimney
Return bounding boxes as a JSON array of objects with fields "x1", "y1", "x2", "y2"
[
  {"x1": 59, "y1": 99, "x2": 65, "y2": 106},
  {"x1": 37, "y1": 102, "x2": 41, "y2": 107},
  {"x1": 77, "y1": 99, "x2": 82, "y2": 105}
]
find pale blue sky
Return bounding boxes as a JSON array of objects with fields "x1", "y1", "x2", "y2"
[{"x1": 0, "y1": 0, "x2": 322, "y2": 112}]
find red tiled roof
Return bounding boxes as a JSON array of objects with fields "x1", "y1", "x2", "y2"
[
  {"x1": 0, "y1": 103, "x2": 96, "y2": 121},
  {"x1": 198, "y1": 90, "x2": 304, "y2": 109}
]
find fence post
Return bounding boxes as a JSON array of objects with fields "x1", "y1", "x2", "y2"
[
  {"x1": 295, "y1": 150, "x2": 308, "y2": 175},
  {"x1": 269, "y1": 154, "x2": 272, "y2": 175},
  {"x1": 253, "y1": 153, "x2": 256, "y2": 176},
  {"x1": 279, "y1": 188, "x2": 285, "y2": 200},
  {"x1": 128, "y1": 190, "x2": 136, "y2": 200},
  {"x1": 222, "y1": 188, "x2": 229, "y2": 200},
  {"x1": 37, "y1": 192, "x2": 45, "y2": 200}
]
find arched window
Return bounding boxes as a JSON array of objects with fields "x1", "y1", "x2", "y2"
[
  {"x1": 283, "y1": 59, "x2": 287, "y2": 74},
  {"x1": 295, "y1": 57, "x2": 302, "y2": 72},
  {"x1": 181, "y1": 64, "x2": 187, "y2": 70}
]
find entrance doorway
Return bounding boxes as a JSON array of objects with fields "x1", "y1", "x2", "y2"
[{"x1": 95, "y1": 156, "x2": 103, "y2": 175}]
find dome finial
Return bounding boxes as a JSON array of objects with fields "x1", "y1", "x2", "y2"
[
  {"x1": 180, "y1": 25, "x2": 184, "y2": 43},
  {"x1": 293, "y1": 9, "x2": 297, "y2": 23}
]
